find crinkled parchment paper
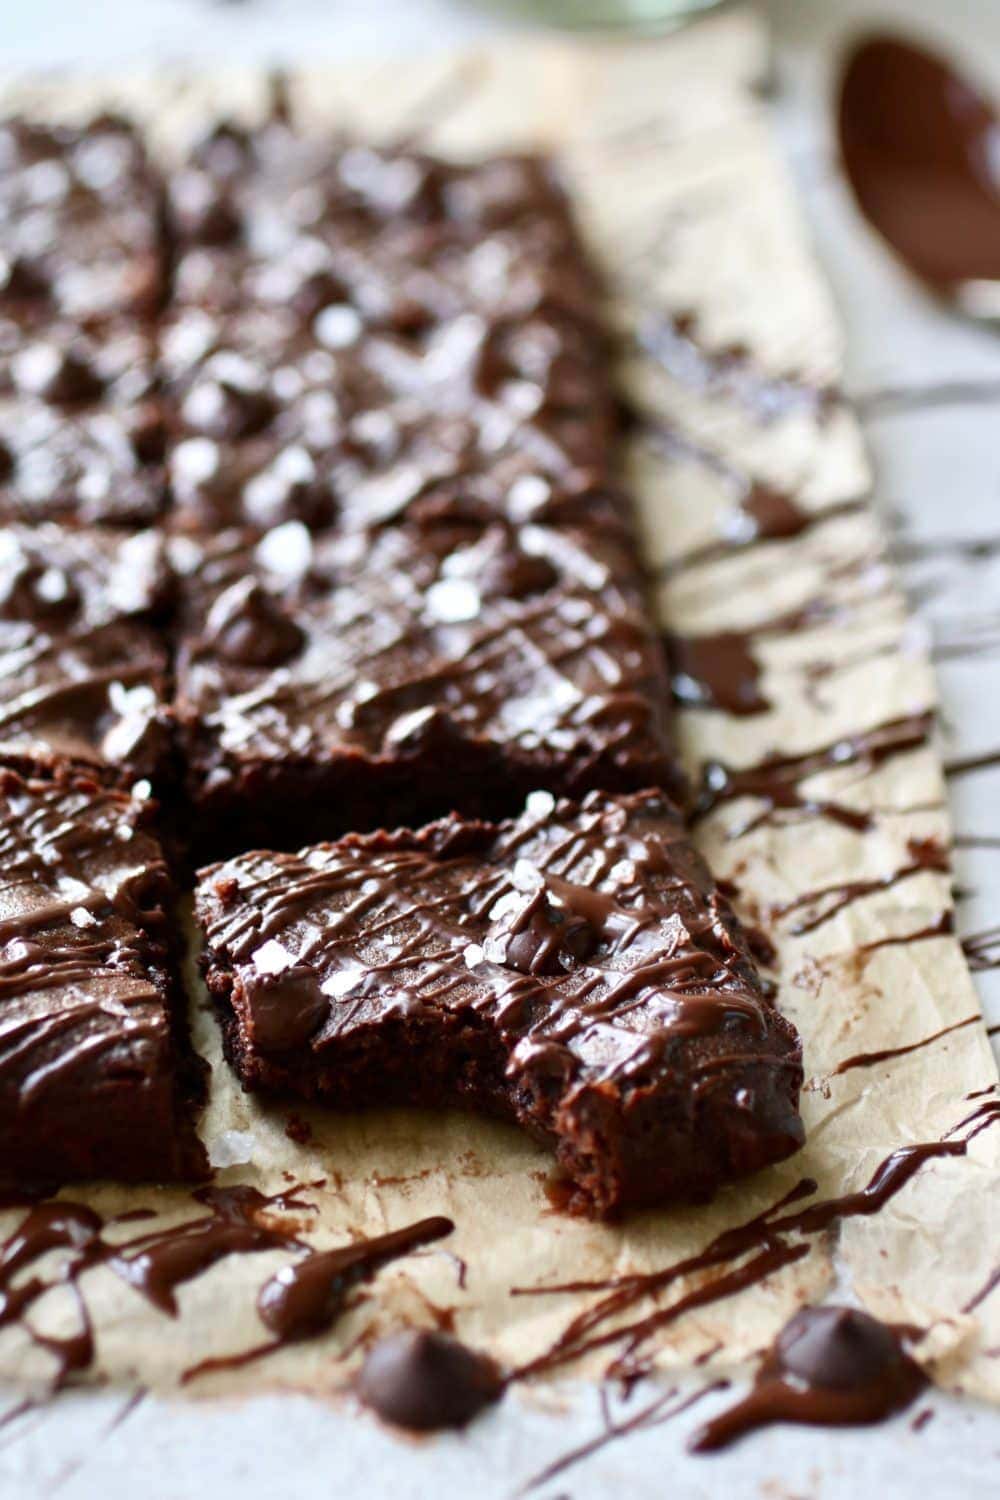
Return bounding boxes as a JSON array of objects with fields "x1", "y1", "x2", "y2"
[{"x1": 1, "y1": 9, "x2": 996, "y2": 1407}]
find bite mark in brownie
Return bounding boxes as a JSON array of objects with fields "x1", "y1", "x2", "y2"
[
  {"x1": 194, "y1": 789, "x2": 803, "y2": 1217},
  {"x1": 172, "y1": 517, "x2": 677, "y2": 852},
  {"x1": 0, "y1": 769, "x2": 207, "y2": 1187},
  {"x1": 0, "y1": 523, "x2": 173, "y2": 783}
]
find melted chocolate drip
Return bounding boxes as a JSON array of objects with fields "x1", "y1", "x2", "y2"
[
  {"x1": 839, "y1": 36, "x2": 1000, "y2": 289},
  {"x1": 257, "y1": 1216, "x2": 453, "y2": 1342},
  {"x1": 110, "y1": 1185, "x2": 310, "y2": 1315},
  {"x1": 830, "y1": 1015, "x2": 977, "y2": 1077},
  {"x1": 1, "y1": 1184, "x2": 453, "y2": 1391},
  {"x1": 356, "y1": 1329, "x2": 503, "y2": 1430},
  {"x1": 669, "y1": 631, "x2": 769, "y2": 717},
  {"x1": 512, "y1": 1111, "x2": 995, "y2": 1381},
  {"x1": 637, "y1": 418, "x2": 836, "y2": 575},
  {"x1": 696, "y1": 714, "x2": 933, "y2": 833},
  {"x1": 691, "y1": 1306, "x2": 925, "y2": 1452},
  {"x1": 771, "y1": 836, "x2": 949, "y2": 937}
]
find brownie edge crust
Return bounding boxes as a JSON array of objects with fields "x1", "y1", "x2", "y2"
[{"x1": 195, "y1": 789, "x2": 803, "y2": 1217}]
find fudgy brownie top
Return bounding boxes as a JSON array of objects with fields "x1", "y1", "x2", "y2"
[
  {"x1": 161, "y1": 299, "x2": 614, "y2": 534},
  {"x1": 198, "y1": 787, "x2": 774, "y2": 1077},
  {"x1": 162, "y1": 128, "x2": 613, "y2": 532},
  {"x1": 0, "y1": 115, "x2": 165, "y2": 320},
  {"x1": 196, "y1": 788, "x2": 803, "y2": 1213},
  {"x1": 0, "y1": 307, "x2": 163, "y2": 525},
  {"x1": 0, "y1": 523, "x2": 172, "y2": 779},
  {"x1": 172, "y1": 514, "x2": 674, "y2": 789},
  {"x1": 0, "y1": 768, "x2": 206, "y2": 1183}
]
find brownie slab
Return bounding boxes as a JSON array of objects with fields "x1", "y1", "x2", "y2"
[
  {"x1": 0, "y1": 523, "x2": 172, "y2": 783},
  {"x1": 195, "y1": 788, "x2": 803, "y2": 1217},
  {"x1": 0, "y1": 769, "x2": 207, "y2": 1186},
  {"x1": 164, "y1": 129, "x2": 614, "y2": 533},
  {"x1": 172, "y1": 515, "x2": 676, "y2": 851}
]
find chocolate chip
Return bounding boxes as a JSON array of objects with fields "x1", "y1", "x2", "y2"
[
  {"x1": 125, "y1": 402, "x2": 168, "y2": 464},
  {"x1": 773, "y1": 1307, "x2": 905, "y2": 1393},
  {"x1": 181, "y1": 376, "x2": 276, "y2": 441},
  {"x1": 0, "y1": 556, "x2": 80, "y2": 622},
  {"x1": 0, "y1": 253, "x2": 48, "y2": 303},
  {"x1": 356, "y1": 1331, "x2": 503, "y2": 1431},
  {"x1": 241, "y1": 965, "x2": 327, "y2": 1052},
  {"x1": 290, "y1": 268, "x2": 350, "y2": 321},
  {"x1": 243, "y1": 447, "x2": 335, "y2": 530},
  {"x1": 204, "y1": 577, "x2": 304, "y2": 667},
  {"x1": 478, "y1": 546, "x2": 558, "y2": 600},
  {"x1": 14, "y1": 344, "x2": 104, "y2": 405},
  {"x1": 171, "y1": 169, "x2": 241, "y2": 246},
  {"x1": 487, "y1": 887, "x2": 597, "y2": 976}
]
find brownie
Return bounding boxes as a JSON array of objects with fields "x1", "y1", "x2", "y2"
[
  {"x1": 164, "y1": 129, "x2": 614, "y2": 533},
  {"x1": 0, "y1": 314, "x2": 164, "y2": 526},
  {"x1": 0, "y1": 114, "x2": 165, "y2": 320},
  {"x1": 0, "y1": 117, "x2": 166, "y2": 524},
  {"x1": 195, "y1": 789, "x2": 804, "y2": 1217},
  {"x1": 0, "y1": 523, "x2": 173, "y2": 783},
  {"x1": 172, "y1": 515, "x2": 676, "y2": 852},
  {"x1": 0, "y1": 768, "x2": 207, "y2": 1186}
]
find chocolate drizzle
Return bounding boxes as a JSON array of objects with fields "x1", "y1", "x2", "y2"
[
  {"x1": 829, "y1": 1014, "x2": 978, "y2": 1077},
  {"x1": 256, "y1": 1216, "x2": 453, "y2": 1342},
  {"x1": 770, "y1": 836, "x2": 949, "y2": 937},
  {"x1": 668, "y1": 631, "x2": 769, "y2": 717},
  {"x1": 0, "y1": 1183, "x2": 453, "y2": 1390},
  {"x1": 696, "y1": 713, "x2": 933, "y2": 833},
  {"x1": 639, "y1": 314, "x2": 837, "y2": 424},
  {"x1": 690, "y1": 1306, "x2": 926, "y2": 1452},
  {"x1": 511, "y1": 1108, "x2": 995, "y2": 1381}
]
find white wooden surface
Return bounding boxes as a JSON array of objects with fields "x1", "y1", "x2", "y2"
[{"x1": 2, "y1": 3, "x2": 1000, "y2": 1496}]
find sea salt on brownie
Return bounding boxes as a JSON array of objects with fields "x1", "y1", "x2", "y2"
[
  {"x1": 172, "y1": 515, "x2": 677, "y2": 852},
  {"x1": 0, "y1": 523, "x2": 173, "y2": 784},
  {"x1": 164, "y1": 126, "x2": 616, "y2": 534},
  {"x1": 0, "y1": 116, "x2": 167, "y2": 525},
  {"x1": 195, "y1": 788, "x2": 803, "y2": 1217},
  {"x1": 0, "y1": 114, "x2": 165, "y2": 321}
]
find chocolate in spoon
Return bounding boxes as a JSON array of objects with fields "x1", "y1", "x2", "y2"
[{"x1": 838, "y1": 34, "x2": 1000, "y2": 316}]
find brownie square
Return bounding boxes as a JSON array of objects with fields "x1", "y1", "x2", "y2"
[
  {"x1": 0, "y1": 311, "x2": 164, "y2": 526},
  {"x1": 0, "y1": 769, "x2": 207, "y2": 1187},
  {"x1": 195, "y1": 788, "x2": 803, "y2": 1217},
  {"x1": 0, "y1": 115, "x2": 165, "y2": 320},
  {"x1": 163, "y1": 130, "x2": 614, "y2": 533},
  {"x1": 172, "y1": 515, "x2": 677, "y2": 852},
  {"x1": 0, "y1": 523, "x2": 173, "y2": 783}
]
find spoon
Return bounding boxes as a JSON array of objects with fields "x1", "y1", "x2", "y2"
[{"x1": 838, "y1": 33, "x2": 1000, "y2": 320}]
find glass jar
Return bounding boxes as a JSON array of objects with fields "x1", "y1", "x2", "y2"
[{"x1": 475, "y1": 0, "x2": 731, "y2": 31}]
